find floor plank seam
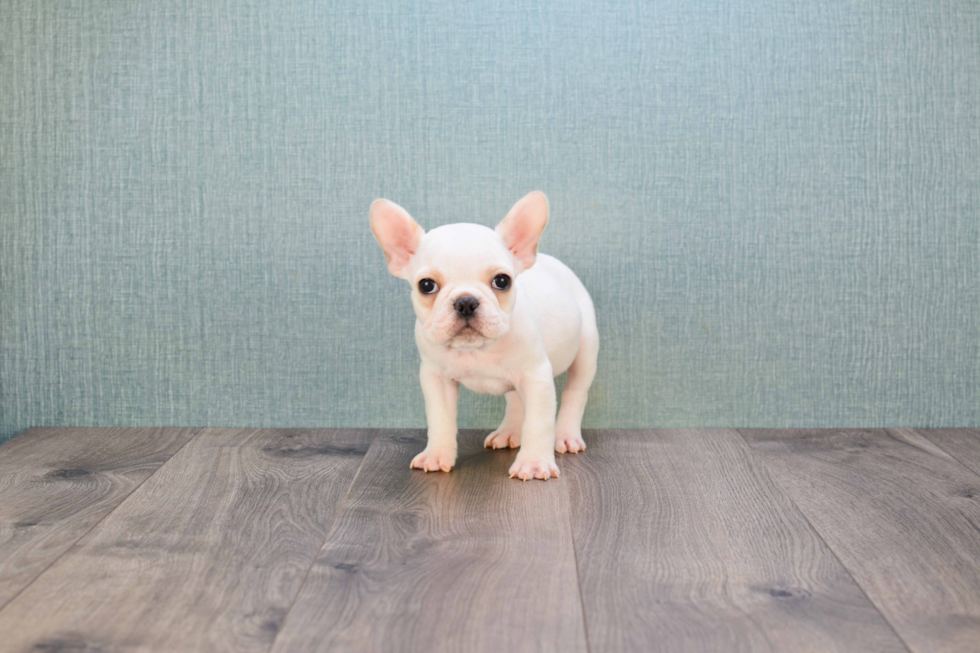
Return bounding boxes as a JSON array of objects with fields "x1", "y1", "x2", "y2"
[
  {"x1": 265, "y1": 428, "x2": 379, "y2": 653},
  {"x1": 558, "y1": 452, "x2": 593, "y2": 653},
  {"x1": 733, "y1": 429, "x2": 916, "y2": 653},
  {"x1": 0, "y1": 427, "x2": 205, "y2": 616},
  {"x1": 914, "y1": 429, "x2": 980, "y2": 482}
]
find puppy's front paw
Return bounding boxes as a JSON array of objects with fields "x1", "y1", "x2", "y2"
[
  {"x1": 410, "y1": 448, "x2": 457, "y2": 473},
  {"x1": 509, "y1": 452, "x2": 560, "y2": 481},
  {"x1": 555, "y1": 429, "x2": 586, "y2": 454},
  {"x1": 485, "y1": 426, "x2": 522, "y2": 449}
]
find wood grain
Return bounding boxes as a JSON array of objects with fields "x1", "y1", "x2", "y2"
[
  {"x1": 741, "y1": 428, "x2": 980, "y2": 653},
  {"x1": 0, "y1": 428, "x2": 373, "y2": 653},
  {"x1": 563, "y1": 429, "x2": 906, "y2": 652},
  {"x1": 269, "y1": 430, "x2": 587, "y2": 653},
  {"x1": 0, "y1": 427, "x2": 197, "y2": 609},
  {"x1": 916, "y1": 429, "x2": 980, "y2": 476}
]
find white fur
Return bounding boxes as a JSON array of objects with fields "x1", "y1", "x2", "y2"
[{"x1": 369, "y1": 192, "x2": 599, "y2": 481}]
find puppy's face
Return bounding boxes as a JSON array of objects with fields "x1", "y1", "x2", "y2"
[
  {"x1": 406, "y1": 223, "x2": 516, "y2": 349},
  {"x1": 370, "y1": 192, "x2": 549, "y2": 350}
]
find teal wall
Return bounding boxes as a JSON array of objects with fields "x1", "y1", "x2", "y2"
[{"x1": 2, "y1": 0, "x2": 978, "y2": 443}]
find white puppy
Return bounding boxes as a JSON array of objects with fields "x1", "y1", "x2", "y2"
[{"x1": 369, "y1": 191, "x2": 598, "y2": 481}]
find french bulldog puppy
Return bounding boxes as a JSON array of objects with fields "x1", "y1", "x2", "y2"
[{"x1": 369, "y1": 191, "x2": 598, "y2": 480}]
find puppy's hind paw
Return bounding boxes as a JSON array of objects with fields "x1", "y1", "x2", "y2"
[
  {"x1": 410, "y1": 448, "x2": 457, "y2": 473},
  {"x1": 555, "y1": 430, "x2": 586, "y2": 454},
  {"x1": 485, "y1": 426, "x2": 521, "y2": 449},
  {"x1": 508, "y1": 452, "x2": 560, "y2": 481}
]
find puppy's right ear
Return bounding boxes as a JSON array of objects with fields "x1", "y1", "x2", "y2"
[{"x1": 369, "y1": 199, "x2": 424, "y2": 279}]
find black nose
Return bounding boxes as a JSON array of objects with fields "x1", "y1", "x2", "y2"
[{"x1": 454, "y1": 296, "x2": 479, "y2": 318}]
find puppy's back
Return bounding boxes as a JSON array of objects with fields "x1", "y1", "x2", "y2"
[{"x1": 519, "y1": 253, "x2": 593, "y2": 375}]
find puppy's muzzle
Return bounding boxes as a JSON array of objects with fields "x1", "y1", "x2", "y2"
[{"x1": 454, "y1": 296, "x2": 479, "y2": 319}]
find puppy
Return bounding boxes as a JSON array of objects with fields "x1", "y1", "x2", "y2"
[{"x1": 369, "y1": 192, "x2": 598, "y2": 480}]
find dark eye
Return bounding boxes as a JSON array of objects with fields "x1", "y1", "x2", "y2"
[
  {"x1": 418, "y1": 278, "x2": 438, "y2": 294},
  {"x1": 491, "y1": 274, "x2": 511, "y2": 290}
]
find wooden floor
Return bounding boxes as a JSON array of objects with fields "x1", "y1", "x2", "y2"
[{"x1": 1, "y1": 428, "x2": 979, "y2": 652}]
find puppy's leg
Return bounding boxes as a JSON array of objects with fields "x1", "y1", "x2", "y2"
[
  {"x1": 484, "y1": 391, "x2": 523, "y2": 449},
  {"x1": 555, "y1": 328, "x2": 598, "y2": 454},
  {"x1": 509, "y1": 365, "x2": 560, "y2": 481},
  {"x1": 411, "y1": 364, "x2": 459, "y2": 472}
]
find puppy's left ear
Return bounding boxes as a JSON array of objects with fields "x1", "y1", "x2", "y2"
[
  {"x1": 369, "y1": 199, "x2": 424, "y2": 279},
  {"x1": 496, "y1": 191, "x2": 549, "y2": 272}
]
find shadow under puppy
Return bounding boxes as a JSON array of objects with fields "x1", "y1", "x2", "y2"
[{"x1": 369, "y1": 192, "x2": 599, "y2": 480}]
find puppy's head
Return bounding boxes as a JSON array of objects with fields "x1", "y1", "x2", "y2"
[{"x1": 370, "y1": 191, "x2": 549, "y2": 350}]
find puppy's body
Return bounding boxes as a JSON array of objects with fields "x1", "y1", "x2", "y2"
[{"x1": 370, "y1": 193, "x2": 598, "y2": 480}]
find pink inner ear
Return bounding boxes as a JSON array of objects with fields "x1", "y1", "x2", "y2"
[
  {"x1": 504, "y1": 226, "x2": 538, "y2": 261},
  {"x1": 384, "y1": 230, "x2": 415, "y2": 269},
  {"x1": 497, "y1": 192, "x2": 548, "y2": 269},
  {"x1": 370, "y1": 200, "x2": 423, "y2": 278}
]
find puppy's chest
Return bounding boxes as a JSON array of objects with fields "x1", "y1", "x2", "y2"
[{"x1": 443, "y1": 357, "x2": 515, "y2": 396}]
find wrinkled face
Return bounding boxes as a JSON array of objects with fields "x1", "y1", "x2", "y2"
[
  {"x1": 407, "y1": 224, "x2": 517, "y2": 349},
  {"x1": 369, "y1": 191, "x2": 549, "y2": 351}
]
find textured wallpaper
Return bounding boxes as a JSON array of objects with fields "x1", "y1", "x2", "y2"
[{"x1": 1, "y1": 0, "x2": 978, "y2": 443}]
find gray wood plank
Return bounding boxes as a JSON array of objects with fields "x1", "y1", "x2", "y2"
[
  {"x1": 741, "y1": 428, "x2": 980, "y2": 653},
  {"x1": 917, "y1": 428, "x2": 980, "y2": 477},
  {"x1": 563, "y1": 429, "x2": 907, "y2": 653},
  {"x1": 0, "y1": 428, "x2": 373, "y2": 653},
  {"x1": 269, "y1": 430, "x2": 587, "y2": 653},
  {"x1": 0, "y1": 427, "x2": 197, "y2": 609}
]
